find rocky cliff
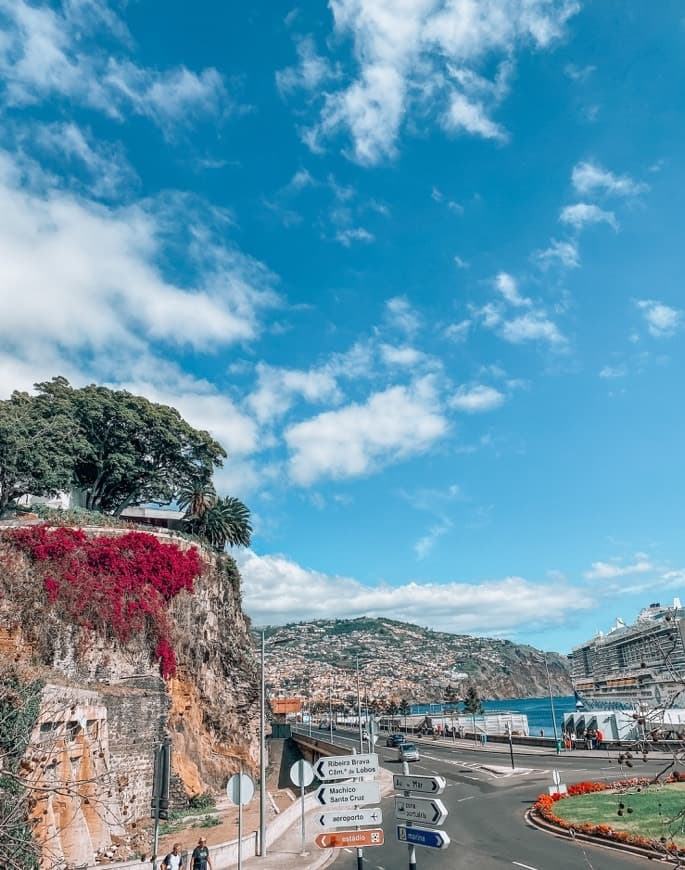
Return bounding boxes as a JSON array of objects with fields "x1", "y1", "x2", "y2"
[{"x1": 0, "y1": 520, "x2": 259, "y2": 867}]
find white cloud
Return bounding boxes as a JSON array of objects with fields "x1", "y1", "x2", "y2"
[
  {"x1": 500, "y1": 313, "x2": 565, "y2": 346},
  {"x1": 335, "y1": 226, "x2": 374, "y2": 246},
  {"x1": 414, "y1": 520, "x2": 451, "y2": 560},
  {"x1": 302, "y1": 0, "x2": 579, "y2": 164},
  {"x1": 444, "y1": 320, "x2": 471, "y2": 342},
  {"x1": 0, "y1": 149, "x2": 280, "y2": 386},
  {"x1": 247, "y1": 362, "x2": 342, "y2": 424},
  {"x1": 237, "y1": 549, "x2": 594, "y2": 633},
  {"x1": 560, "y1": 202, "x2": 618, "y2": 230},
  {"x1": 26, "y1": 121, "x2": 137, "y2": 198},
  {"x1": 636, "y1": 300, "x2": 682, "y2": 338},
  {"x1": 0, "y1": 0, "x2": 226, "y2": 130},
  {"x1": 385, "y1": 296, "x2": 421, "y2": 335},
  {"x1": 449, "y1": 384, "x2": 505, "y2": 413},
  {"x1": 453, "y1": 255, "x2": 469, "y2": 269},
  {"x1": 584, "y1": 560, "x2": 653, "y2": 580},
  {"x1": 495, "y1": 272, "x2": 530, "y2": 307},
  {"x1": 599, "y1": 365, "x2": 627, "y2": 379},
  {"x1": 564, "y1": 63, "x2": 596, "y2": 81},
  {"x1": 276, "y1": 34, "x2": 339, "y2": 95},
  {"x1": 571, "y1": 161, "x2": 648, "y2": 198},
  {"x1": 379, "y1": 344, "x2": 425, "y2": 367},
  {"x1": 533, "y1": 238, "x2": 580, "y2": 269},
  {"x1": 285, "y1": 377, "x2": 447, "y2": 485},
  {"x1": 443, "y1": 92, "x2": 507, "y2": 142}
]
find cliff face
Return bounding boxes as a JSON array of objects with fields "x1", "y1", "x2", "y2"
[{"x1": 0, "y1": 522, "x2": 259, "y2": 867}]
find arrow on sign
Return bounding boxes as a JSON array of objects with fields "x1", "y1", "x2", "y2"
[
  {"x1": 397, "y1": 825, "x2": 451, "y2": 850},
  {"x1": 393, "y1": 774, "x2": 446, "y2": 795},
  {"x1": 316, "y1": 829, "x2": 384, "y2": 849},
  {"x1": 316, "y1": 781, "x2": 381, "y2": 807},
  {"x1": 394, "y1": 796, "x2": 448, "y2": 827},
  {"x1": 318, "y1": 808, "x2": 383, "y2": 828},
  {"x1": 315, "y1": 753, "x2": 379, "y2": 781}
]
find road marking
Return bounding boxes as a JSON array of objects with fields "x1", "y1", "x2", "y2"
[
  {"x1": 457, "y1": 795, "x2": 475, "y2": 802},
  {"x1": 512, "y1": 862, "x2": 539, "y2": 870}
]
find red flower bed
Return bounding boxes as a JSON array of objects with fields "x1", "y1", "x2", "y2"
[
  {"x1": 2, "y1": 525, "x2": 203, "y2": 678},
  {"x1": 533, "y1": 776, "x2": 684, "y2": 856}
]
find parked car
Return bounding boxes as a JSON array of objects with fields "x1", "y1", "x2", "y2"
[
  {"x1": 398, "y1": 742, "x2": 420, "y2": 762},
  {"x1": 386, "y1": 733, "x2": 406, "y2": 747}
]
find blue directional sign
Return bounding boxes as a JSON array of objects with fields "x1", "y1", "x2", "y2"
[{"x1": 397, "y1": 825, "x2": 451, "y2": 850}]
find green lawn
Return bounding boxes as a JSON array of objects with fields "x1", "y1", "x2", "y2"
[{"x1": 554, "y1": 783, "x2": 685, "y2": 847}]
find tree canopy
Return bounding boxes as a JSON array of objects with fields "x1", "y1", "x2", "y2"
[
  {"x1": 0, "y1": 388, "x2": 77, "y2": 516},
  {"x1": 0, "y1": 378, "x2": 231, "y2": 522},
  {"x1": 33, "y1": 378, "x2": 227, "y2": 515},
  {"x1": 462, "y1": 685, "x2": 483, "y2": 715}
]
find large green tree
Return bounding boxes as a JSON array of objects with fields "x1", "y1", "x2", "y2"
[
  {"x1": 34, "y1": 378, "x2": 227, "y2": 515},
  {"x1": 462, "y1": 685, "x2": 483, "y2": 715},
  {"x1": 0, "y1": 389, "x2": 77, "y2": 516}
]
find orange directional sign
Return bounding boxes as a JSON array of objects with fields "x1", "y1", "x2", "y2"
[{"x1": 315, "y1": 829, "x2": 384, "y2": 849}]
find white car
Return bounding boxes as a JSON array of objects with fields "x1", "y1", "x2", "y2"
[{"x1": 398, "y1": 742, "x2": 420, "y2": 762}]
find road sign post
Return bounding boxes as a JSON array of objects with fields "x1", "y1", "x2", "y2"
[
  {"x1": 393, "y1": 774, "x2": 446, "y2": 795},
  {"x1": 227, "y1": 767, "x2": 255, "y2": 870},
  {"x1": 315, "y1": 753, "x2": 378, "y2": 780},
  {"x1": 394, "y1": 796, "x2": 448, "y2": 827},
  {"x1": 401, "y1": 760, "x2": 417, "y2": 870},
  {"x1": 290, "y1": 760, "x2": 315, "y2": 856},
  {"x1": 315, "y1": 781, "x2": 381, "y2": 807}
]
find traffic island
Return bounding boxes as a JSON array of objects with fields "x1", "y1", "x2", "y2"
[{"x1": 529, "y1": 776, "x2": 685, "y2": 862}]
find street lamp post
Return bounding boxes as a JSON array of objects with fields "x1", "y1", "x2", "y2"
[
  {"x1": 544, "y1": 653, "x2": 561, "y2": 755},
  {"x1": 259, "y1": 632, "x2": 289, "y2": 858}
]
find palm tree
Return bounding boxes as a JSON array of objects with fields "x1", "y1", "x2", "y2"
[
  {"x1": 181, "y1": 480, "x2": 252, "y2": 551},
  {"x1": 178, "y1": 479, "x2": 217, "y2": 518}
]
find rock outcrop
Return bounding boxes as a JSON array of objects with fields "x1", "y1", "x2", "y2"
[{"x1": 0, "y1": 521, "x2": 259, "y2": 867}]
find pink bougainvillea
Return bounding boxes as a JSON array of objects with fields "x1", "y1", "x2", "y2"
[{"x1": 2, "y1": 525, "x2": 203, "y2": 678}]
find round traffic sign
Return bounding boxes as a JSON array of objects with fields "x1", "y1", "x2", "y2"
[
  {"x1": 226, "y1": 773, "x2": 255, "y2": 805},
  {"x1": 290, "y1": 759, "x2": 315, "y2": 788}
]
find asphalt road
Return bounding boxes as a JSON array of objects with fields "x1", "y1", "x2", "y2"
[{"x1": 315, "y1": 729, "x2": 666, "y2": 870}]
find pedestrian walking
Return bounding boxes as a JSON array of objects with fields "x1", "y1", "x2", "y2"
[
  {"x1": 161, "y1": 844, "x2": 184, "y2": 870},
  {"x1": 190, "y1": 837, "x2": 212, "y2": 870}
]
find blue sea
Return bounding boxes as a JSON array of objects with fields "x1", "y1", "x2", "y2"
[{"x1": 410, "y1": 696, "x2": 576, "y2": 737}]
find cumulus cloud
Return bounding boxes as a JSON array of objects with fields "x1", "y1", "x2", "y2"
[
  {"x1": 335, "y1": 226, "x2": 374, "y2": 246},
  {"x1": 449, "y1": 384, "x2": 506, "y2": 413},
  {"x1": 236, "y1": 549, "x2": 595, "y2": 633},
  {"x1": 0, "y1": 149, "x2": 279, "y2": 389},
  {"x1": 636, "y1": 300, "x2": 682, "y2": 337},
  {"x1": 0, "y1": 0, "x2": 227, "y2": 130},
  {"x1": 495, "y1": 272, "x2": 530, "y2": 307},
  {"x1": 285, "y1": 376, "x2": 447, "y2": 485},
  {"x1": 385, "y1": 296, "x2": 421, "y2": 335},
  {"x1": 560, "y1": 202, "x2": 618, "y2": 230},
  {"x1": 247, "y1": 362, "x2": 342, "y2": 424},
  {"x1": 533, "y1": 238, "x2": 580, "y2": 269},
  {"x1": 571, "y1": 161, "x2": 648, "y2": 198},
  {"x1": 500, "y1": 313, "x2": 565, "y2": 345},
  {"x1": 299, "y1": 0, "x2": 579, "y2": 163},
  {"x1": 414, "y1": 520, "x2": 452, "y2": 560},
  {"x1": 379, "y1": 344, "x2": 425, "y2": 367},
  {"x1": 276, "y1": 34, "x2": 339, "y2": 96},
  {"x1": 584, "y1": 559, "x2": 653, "y2": 580}
]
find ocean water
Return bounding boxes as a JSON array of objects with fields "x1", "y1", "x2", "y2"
[{"x1": 410, "y1": 696, "x2": 576, "y2": 737}]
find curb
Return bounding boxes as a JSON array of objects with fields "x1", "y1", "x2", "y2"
[{"x1": 526, "y1": 809, "x2": 678, "y2": 864}]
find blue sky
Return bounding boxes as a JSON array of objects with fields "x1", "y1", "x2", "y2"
[{"x1": 1, "y1": 0, "x2": 684, "y2": 652}]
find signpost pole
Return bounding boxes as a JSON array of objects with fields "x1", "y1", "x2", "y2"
[
  {"x1": 300, "y1": 759, "x2": 306, "y2": 856},
  {"x1": 506, "y1": 722, "x2": 515, "y2": 770},
  {"x1": 356, "y1": 660, "x2": 364, "y2": 870},
  {"x1": 238, "y1": 762, "x2": 243, "y2": 870},
  {"x1": 402, "y1": 760, "x2": 417, "y2": 870},
  {"x1": 259, "y1": 630, "x2": 266, "y2": 857},
  {"x1": 329, "y1": 683, "x2": 333, "y2": 744}
]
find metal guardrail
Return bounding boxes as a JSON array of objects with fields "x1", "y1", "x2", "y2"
[{"x1": 291, "y1": 725, "x2": 361, "y2": 752}]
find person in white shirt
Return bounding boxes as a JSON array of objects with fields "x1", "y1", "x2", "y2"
[{"x1": 161, "y1": 843, "x2": 184, "y2": 870}]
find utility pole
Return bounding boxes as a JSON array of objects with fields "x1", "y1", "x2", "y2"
[
  {"x1": 329, "y1": 682, "x2": 333, "y2": 743},
  {"x1": 506, "y1": 721, "x2": 515, "y2": 770},
  {"x1": 356, "y1": 656, "x2": 364, "y2": 870},
  {"x1": 544, "y1": 654, "x2": 560, "y2": 755},
  {"x1": 259, "y1": 630, "x2": 266, "y2": 857}
]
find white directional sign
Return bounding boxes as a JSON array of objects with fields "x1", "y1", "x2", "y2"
[
  {"x1": 316, "y1": 781, "x2": 381, "y2": 808},
  {"x1": 315, "y1": 753, "x2": 379, "y2": 781},
  {"x1": 394, "y1": 796, "x2": 448, "y2": 827},
  {"x1": 318, "y1": 807, "x2": 383, "y2": 829},
  {"x1": 393, "y1": 774, "x2": 446, "y2": 796},
  {"x1": 552, "y1": 768, "x2": 561, "y2": 786}
]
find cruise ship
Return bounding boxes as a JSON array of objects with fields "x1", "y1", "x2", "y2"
[{"x1": 570, "y1": 598, "x2": 685, "y2": 710}]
